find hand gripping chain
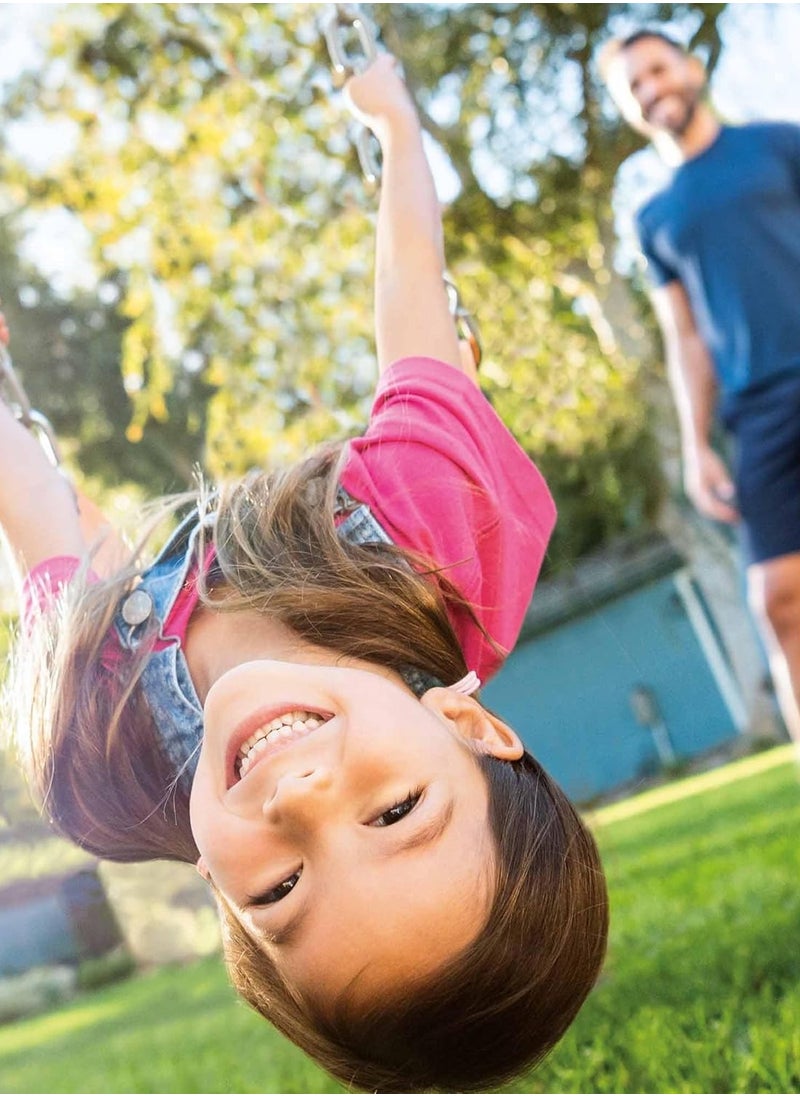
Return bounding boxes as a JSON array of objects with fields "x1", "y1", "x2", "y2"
[
  {"x1": 320, "y1": 5, "x2": 483, "y2": 369},
  {"x1": 321, "y1": 4, "x2": 381, "y2": 189}
]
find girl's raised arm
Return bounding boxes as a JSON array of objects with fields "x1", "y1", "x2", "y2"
[
  {"x1": 0, "y1": 318, "x2": 125, "y2": 582},
  {"x1": 345, "y1": 55, "x2": 466, "y2": 379},
  {"x1": 0, "y1": 395, "x2": 86, "y2": 578}
]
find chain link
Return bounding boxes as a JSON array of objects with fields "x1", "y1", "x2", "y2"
[
  {"x1": 321, "y1": 4, "x2": 381, "y2": 189},
  {"x1": 321, "y1": 3, "x2": 377, "y2": 84},
  {"x1": 443, "y1": 274, "x2": 483, "y2": 371},
  {"x1": 0, "y1": 343, "x2": 62, "y2": 466}
]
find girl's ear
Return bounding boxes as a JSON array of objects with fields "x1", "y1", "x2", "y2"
[
  {"x1": 421, "y1": 687, "x2": 524, "y2": 760},
  {"x1": 196, "y1": 856, "x2": 210, "y2": 882}
]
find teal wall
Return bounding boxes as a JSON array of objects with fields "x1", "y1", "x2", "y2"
[
  {"x1": 483, "y1": 573, "x2": 740, "y2": 803},
  {"x1": 0, "y1": 870, "x2": 123, "y2": 976},
  {"x1": 0, "y1": 896, "x2": 80, "y2": 975}
]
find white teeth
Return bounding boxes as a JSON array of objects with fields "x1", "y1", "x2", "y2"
[{"x1": 235, "y1": 710, "x2": 330, "y2": 778}]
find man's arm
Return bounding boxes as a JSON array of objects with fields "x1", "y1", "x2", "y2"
[
  {"x1": 651, "y1": 281, "x2": 739, "y2": 523},
  {"x1": 344, "y1": 55, "x2": 465, "y2": 379}
]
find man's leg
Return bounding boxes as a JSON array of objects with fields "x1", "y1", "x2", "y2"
[{"x1": 747, "y1": 551, "x2": 800, "y2": 744}]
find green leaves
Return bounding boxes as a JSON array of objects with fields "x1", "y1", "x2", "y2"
[{"x1": 2, "y1": 3, "x2": 722, "y2": 557}]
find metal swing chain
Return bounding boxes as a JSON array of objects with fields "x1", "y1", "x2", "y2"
[
  {"x1": 0, "y1": 342, "x2": 62, "y2": 466},
  {"x1": 443, "y1": 273, "x2": 483, "y2": 373},
  {"x1": 320, "y1": 4, "x2": 483, "y2": 370},
  {"x1": 321, "y1": 4, "x2": 382, "y2": 189}
]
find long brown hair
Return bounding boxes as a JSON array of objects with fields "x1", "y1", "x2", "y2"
[
  {"x1": 9, "y1": 514, "x2": 199, "y2": 863},
  {"x1": 7, "y1": 443, "x2": 608, "y2": 1091},
  {"x1": 7, "y1": 443, "x2": 470, "y2": 861},
  {"x1": 222, "y1": 750, "x2": 608, "y2": 1093}
]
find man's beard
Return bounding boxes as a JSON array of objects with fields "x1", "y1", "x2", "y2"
[{"x1": 646, "y1": 86, "x2": 701, "y2": 137}]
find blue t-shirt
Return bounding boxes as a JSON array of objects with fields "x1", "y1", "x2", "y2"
[{"x1": 636, "y1": 122, "x2": 800, "y2": 403}]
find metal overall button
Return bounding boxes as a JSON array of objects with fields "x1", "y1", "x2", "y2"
[{"x1": 120, "y1": 589, "x2": 154, "y2": 627}]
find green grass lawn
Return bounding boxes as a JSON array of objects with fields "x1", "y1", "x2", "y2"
[{"x1": 0, "y1": 748, "x2": 798, "y2": 1094}]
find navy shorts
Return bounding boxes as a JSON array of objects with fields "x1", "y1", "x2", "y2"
[{"x1": 723, "y1": 371, "x2": 800, "y2": 565}]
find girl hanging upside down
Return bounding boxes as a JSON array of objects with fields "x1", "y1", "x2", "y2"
[{"x1": 1, "y1": 54, "x2": 608, "y2": 1094}]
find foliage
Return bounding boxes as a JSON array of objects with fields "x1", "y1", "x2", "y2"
[
  {"x1": 455, "y1": 229, "x2": 663, "y2": 563},
  {"x1": 0, "y1": 3, "x2": 726, "y2": 562},
  {"x1": 75, "y1": 950, "x2": 135, "y2": 994},
  {"x1": 0, "y1": 216, "x2": 206, "y2": 492},
  {"x1": 0, "y1": 751, "x2": 797, "y2": 1092},
  {"x1": 0, "y1": 834, "x2": 91, "y2": 884},
  {"x1": 2, "y1": 4, "x2": 378, "y2": 475}
]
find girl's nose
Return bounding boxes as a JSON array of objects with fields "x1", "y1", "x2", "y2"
[{"x1": 262, "y1": 767, "x2": 334, "y2": 822}]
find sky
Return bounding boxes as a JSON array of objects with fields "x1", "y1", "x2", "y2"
[{"x1": 1, "y1": 3, "x2": 800, "y2": 289}]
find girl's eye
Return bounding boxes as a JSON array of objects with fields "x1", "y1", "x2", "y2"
[
  {"x1": 371, "y1": 790, "x2": 423, "y2": 827},
  {"x1": 251, "y1": 870, "x2": 301, "y2": 906}
]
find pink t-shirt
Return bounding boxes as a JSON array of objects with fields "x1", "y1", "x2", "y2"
[
  {"x1": 24, "y1": 358, "x2": 555, "y2": 681},
  {"x1": 22, "y1": 556, "x2": 99, "y2": 627},
  {"x1": 341, "y1": 357, "x2": 556, "y2": 681}
]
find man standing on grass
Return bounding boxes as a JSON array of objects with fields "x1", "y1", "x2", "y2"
[{"x1": 600, "y1": 29, "x2": 800, "y2": 748}]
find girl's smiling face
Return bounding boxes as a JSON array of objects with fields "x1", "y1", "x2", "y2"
[{"x1": 189, "y1": 658, "x2": 522, "y2": 1006}]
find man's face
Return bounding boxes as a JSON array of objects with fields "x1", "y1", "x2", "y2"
[{"x1": 614, "y1": 37, "x2": 705, "y2": 137}]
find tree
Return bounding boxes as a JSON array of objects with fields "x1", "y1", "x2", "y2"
[
  {"x1": 0, "y1": 214, "x2": 207, "y2": 495},
  {"x1": 0, "y1": 3, "x2": 727, "y2": 566}
]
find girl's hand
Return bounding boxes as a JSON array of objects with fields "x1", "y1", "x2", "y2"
[
  {"x1": 344, "y1": 53, "x2": 418, "y2": 143},
  {"x1": 0, "y1": 311, "x2": 9, "y2": 347}
]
